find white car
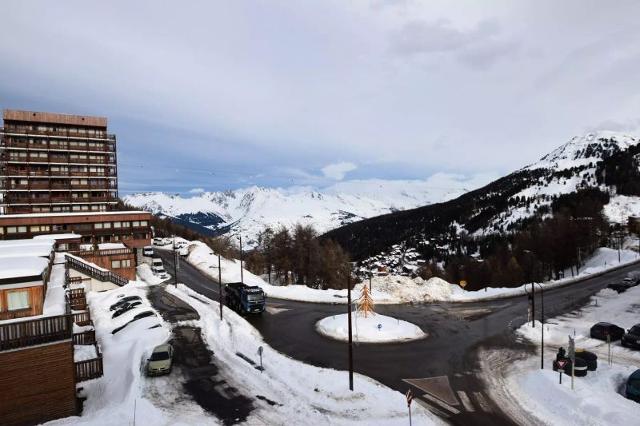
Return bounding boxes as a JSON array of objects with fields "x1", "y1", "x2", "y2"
[{"x1": 147, "y1": 344, "x2": 174, "y2": 376}]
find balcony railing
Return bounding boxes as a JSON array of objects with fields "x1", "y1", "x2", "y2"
[
  {"x1": 0, "y1": 314, "x2": 73, "y2": 351},
  {"x1": 66, "y1": 255, "x2": 128, "y2": 287},
  {"x1": 75, "y1": 346, "x2": 103, "y2": 382},
  {"x1": 2, "y1": 168, "x2": 117, "y2": 178},
  {"x1": 1, "y1": 127, "x2": 116, "y2": 141}
]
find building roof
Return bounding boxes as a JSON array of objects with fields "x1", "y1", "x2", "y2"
[
  {"x1": 0, "y1": 239, "x2": 55, "y2": 259},
  {"x1": 0, "y1": 256, "x2": 49, "y2": 280},
  {"x1": 0, "y1": 211, "x2": 149, "y2": 219},
  {"x1": 3, "y1": 109, "x2": 107, "y2": 128}
]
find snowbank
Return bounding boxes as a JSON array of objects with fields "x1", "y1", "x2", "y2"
[
  {"x1": 186, "y1": 241, "x2": 639, "y2": 305},
  {"x1": 317, "y1": 313, "x2": 426, "y2": 343},
  {"x1": 166, "y1": 284, "x2": 442, "y2": 425},
  {"x1": 136, "y1": 263, "x2": 170, "y2": 285}
]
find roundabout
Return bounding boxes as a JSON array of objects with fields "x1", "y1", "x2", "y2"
[{"x1": 316, "y1": 312, "x2": 427, "y2": 343}]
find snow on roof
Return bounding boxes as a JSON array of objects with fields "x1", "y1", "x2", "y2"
[
  {"x1": 97, "y1": 242, "x2": 127, "y2": 250},
  {"x1": 33, "y1": 233, "x2": 81, "y2": 240},
  {"x1": 0, "y1": 210, "x2": 148, "y2": 219},
  {"x1": 0, "y1": 239, "x2": 55, "y2": 259},
  {"x1": 0, "y1": 256, "x2": 49, "y2": 280}
]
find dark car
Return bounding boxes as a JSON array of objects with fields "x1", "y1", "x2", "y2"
[
  {"x1": 590, "y1": 322, "x2": 625, "y2": 341},
  {"x1": 111, "y1": 301, "x2": 142, "y2": 318},
  {"x1": 575, "y1": 349, "x2": 598, "y2": 371},
  {"x1": 564, "y1": 357, "x2": 588, "y2": 377},
  {"x1": 625, "y1": 369, "x2": 640, "y2": 402},
  {"x1": 622, "y1": 324, "x2": 640, "y2": 349},
  {"x1": 607, "y1": 281, "x2": 635, "y2": 293},
  {"x1": 110, "y1": 296, "x2": 142, "y2": 311}
]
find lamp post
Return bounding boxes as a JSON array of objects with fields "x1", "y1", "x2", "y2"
[
  {"x1": 172, "y1": 236, "x2": 178, "y2": 286},
  {"x1": 238, "y1": 234, "x2": 244, "y2": 283},
  {"x1": 534, "y1": 283, "x2": 544, "y2": 369},
  {"x1": 347, "y1": 273, "x2": 354, "y2": 391}
]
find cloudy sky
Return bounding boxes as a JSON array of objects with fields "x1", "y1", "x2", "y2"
[{"x1": 2, "y1": 0, "x2": 640, "y2": 194}]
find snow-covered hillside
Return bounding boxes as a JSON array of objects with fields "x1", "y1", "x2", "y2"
[{"x1": 124, "y1": 175, "x2": 489, "y2": 245}]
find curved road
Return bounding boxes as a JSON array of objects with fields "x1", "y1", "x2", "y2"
[{"x1": 157, "y1": 250, "x2": 640, "y2": 425}]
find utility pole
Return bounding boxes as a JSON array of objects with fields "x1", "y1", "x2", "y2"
[
  {"x1": 347, "y1": 274, "x2": 354, "y2": 391},
  {"x1": 173, "y1": 236, "x2": 178, "y2": 286},
  {"x1": 531, "y1": 282, "x2": 535, "y2": 328},
  {"x1": 536, "y1": 283, "x2": 544, "y2": 369},
  {"x1": 239, "y1": 234, "x2": 244, "y2": 283},
  {"x1": 218, "y1": 254, "x2": 223, "y2": 321}
]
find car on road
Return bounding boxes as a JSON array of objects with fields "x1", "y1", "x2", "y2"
[
  {"x1": 147, "y1": 343, "x2": 174, "y2": 376},
  {"x1": 143, "y1": 246, "x2": 154, "y2": 257},
  {"x1": 607, "y1": 280, "x2": 635, "y2": 293},
  {"x1": 625, "y1": 369, "x2": 640, "y2": 402},
  {"x1": 575, "y1": 349, "x2": 598, "y2": 371},
  {"x1": 590, "y1": 322, "x2": 625, "y2": 341},
  {"x1": 622, "y1": 324, "x2": 640, "y2": 349}
]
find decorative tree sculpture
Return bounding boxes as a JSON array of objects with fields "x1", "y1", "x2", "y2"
[{"x1": 358, "y1": 285, "x2": 375, "y2": 317}]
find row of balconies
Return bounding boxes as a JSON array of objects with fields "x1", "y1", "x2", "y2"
[
  {"x1": 2, "y1": 154, "x2": 116, "y2": 165},
  {"x1": 2, "y1": 182, "x2": 118, "y2": 190},
  {"x1": 3, "y1": 194, "x2": 118, "y2": 204},
  {"x1": 0, "y1": 138, "x2": 116, "y2": 152},
  {"x1": 1, "y1": 126, "x2": 116, "y2": 141},
  {"x1": 2, "y1": 167, "x2": 117, "y2": 177}
]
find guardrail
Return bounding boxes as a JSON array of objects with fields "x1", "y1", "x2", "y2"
[
  {"x1": 75, "y1": 345, "x2": 103, "y2": 382},
  {"x1": 66, "y1": 255, "x2": 128, "y2": 287},
  {"x1": 72, "y1": 330, "x2": 96, "y2": 345}
]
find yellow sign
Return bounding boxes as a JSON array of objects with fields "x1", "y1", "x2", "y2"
[{"x1": 459, "y1": 280, "x2": 467, "y2": 288}]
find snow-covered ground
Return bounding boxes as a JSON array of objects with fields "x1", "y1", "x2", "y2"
[
  {"x1": 166, "y1": 284, "x2": 442, "y2": 425},
  {"x1": 136, "y1": 263, "x2": 170, "y2": 285},
  {"x1": 316, "y1": 312, "x2": 426, "y2": 343},
  {"x1": 495, "y1": 279, "x2": 640, "y2": 425}
]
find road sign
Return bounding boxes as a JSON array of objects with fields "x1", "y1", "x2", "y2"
[
  {"x1": 406, "y1": 389, "x2": 413, "y2": 406},
  {"x1": 557, "y1": 360, "x2": 567, "y2": 369},
  {"x1": 377, "y1": 324, "x2": 382, "y2": 331},
  {"x1": 459, "y1": 280, "x2": 467, "y2": 288}
]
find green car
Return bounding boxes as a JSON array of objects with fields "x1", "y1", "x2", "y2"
[
  {"x1": 626, "y1": 369, "x2": 640, "y2": 402},
  {"x1": 147, "y1": 344, "x2": 174, "y2": 376}
]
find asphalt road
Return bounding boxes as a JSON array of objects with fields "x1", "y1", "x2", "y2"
[{"x1": 157, "y1": 250, "x2": 640, "y2": 425}]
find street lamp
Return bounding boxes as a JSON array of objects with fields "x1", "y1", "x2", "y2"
[{"x1": 527, "y1": 283, "x2": 545, "y2": 369}]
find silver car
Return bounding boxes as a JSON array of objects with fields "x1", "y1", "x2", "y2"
[{"x1": 147, "y1": 343, "x2": 174, "y2": 376}]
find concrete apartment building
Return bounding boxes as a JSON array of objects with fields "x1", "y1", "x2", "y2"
[{"x1": 0, "y1": 109, "x2": 118, "y2": 215}]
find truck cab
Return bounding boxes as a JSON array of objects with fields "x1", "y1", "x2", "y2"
[{"x1": 225, "y1": 282, "x2": 266, "y2": 314}]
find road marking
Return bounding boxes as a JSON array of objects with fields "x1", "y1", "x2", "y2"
[
  {"x1": 420, "y1": 393, "x2": 461, "y2": 415},
  {"x1": 403, "y1": 376, "x2": 459, "y2": 406},
  {"x1": 265, "y1": 306, "x2": 290, "y2": 315},
  {"x1": 414, "y1": 397, "x2": 450, "y2": 418},
  {"x1": 456, "y1": 391, "x2": 475, "y2": 412},
  {"x1": 472, "y1": 392, "x2": 492, "y2": 413}
]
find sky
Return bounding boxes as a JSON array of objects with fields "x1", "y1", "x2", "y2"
[{"x1": 2, "y1": 0, "x2": 640, "y2": 195}]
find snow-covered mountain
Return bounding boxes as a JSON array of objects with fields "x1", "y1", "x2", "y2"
[
  {"x1": 325, "y1": 131, "x2": 640, "y2": 260},
  {"x1": 124, "y1": 175, "x2": 491, "y2": 245}
]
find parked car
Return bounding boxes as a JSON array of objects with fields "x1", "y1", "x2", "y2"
[
  {"x1": 625, "y1": 369, "x2": 640, "y2": 402},
  {"x1": 147, "y1": 344, "x2": 174, "y2": 376},
  {"x1": 575, "y1": 349, "x2": 598, "y2": 371},
  {"x1": 561, "y1": 357, "x2": 588, "y2": 377},
  {"x1": 590, "y1": 322, "x2": 625, "y2": 341},
  {"x1": 607, "y1": 280, "x2": 635, "y2": 293},
  {"x1": 622, "y1": 324, "x2": 640, "y2": 349},
  {"x1": 178, "y1": 246, "x2": 189, "y2": 256},
  {"x1": 112, "y1": 301, "x2": 142, "y2": 318},
  {"x1": 143, "y1": 246, "x2": 154, "y2": 257},
  {"x1": 109, "y1": 296, "x2": 141, "y2": 311}
]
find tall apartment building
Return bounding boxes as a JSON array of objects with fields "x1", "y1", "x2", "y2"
[{"x1": 0, "y1": 109, "x2": 118, "y2": 214}]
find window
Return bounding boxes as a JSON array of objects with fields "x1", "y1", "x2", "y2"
[
  {"x1": 7, "y1": 290, "x2": 30, "y2": 311},
  {"x1": 113, "y1": 222, "x2": 122, "y2": 228},
  {"x1": 95, "y1": 223, "x2": 103, "y2": 229},
  {"x1": 140, "y1": 221, "x2": 148, "y2": 226},
  {"x1": 117, "y1": 259, "x2": 132, "y2": 268},
  {"x1": 111, "y1": 260, "x2": 121, "y2": 269},
  {"x1": 132, "y1": 221, "x2": 140, "y2": 227},
  {"x1": 103, "y1": 222, "x2": 112, "y2": 229},
  {"x1": 29, "y1": 225, "x2": 50, "y2": 232}
]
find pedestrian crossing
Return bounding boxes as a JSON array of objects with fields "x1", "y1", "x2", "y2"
[{"x1": 403, "y1": 376, "x2": 495, "y2": 418}]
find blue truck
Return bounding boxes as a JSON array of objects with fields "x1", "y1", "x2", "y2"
[{"x1": 225, "y1": 282, "x2": 266, "y2": 314}]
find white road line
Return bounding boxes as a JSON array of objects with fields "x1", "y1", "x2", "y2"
[
  {"x1": 414, "y1": 397, "x2": 450, "y2": 418},
  {"x1": 456, "y1": 391, "x2": 475, "y2": 412},
  {"x1": 420, "y1": 393, "x2": 461, "y2": 415},
  {"x1": 472, "y1": 392, "x2": 492, "y2": 413}
]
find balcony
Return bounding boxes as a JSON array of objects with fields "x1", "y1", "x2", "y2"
[
  {"x1": 3, "y1": 167, "x2": 117, "y2": 178},
  {"x1": 0, "y1": 314, "x2": 73, "y2": 351},
  {"x1": 1, "y1": 126, "x2": 116, "y2": 141}
]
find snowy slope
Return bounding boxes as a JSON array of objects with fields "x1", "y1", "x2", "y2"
[{"x1": 124, "y1": 175, "x2": 487, "y2": 245}]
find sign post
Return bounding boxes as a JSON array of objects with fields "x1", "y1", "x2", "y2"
[
  {"x1": 406, "y1": 389, "x2": 414, "y2": 426},
  {"x1": 257, "y1": 346, "x2": 263, "y2": 372},
  {"x1": 557, "y1": 360, "x2": 567, "y2": 384}
]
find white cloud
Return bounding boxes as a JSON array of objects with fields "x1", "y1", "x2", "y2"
[
  {"x1": 189, "y1": 187, "x2": 205, "y2": 194},
  {"x1": 321, "y1": 162, "x2": 358, "y2": 180}
]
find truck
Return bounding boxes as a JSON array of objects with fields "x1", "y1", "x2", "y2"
[{"x1": 225, "y1": 282, "x2": 266, "y2": 314}]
